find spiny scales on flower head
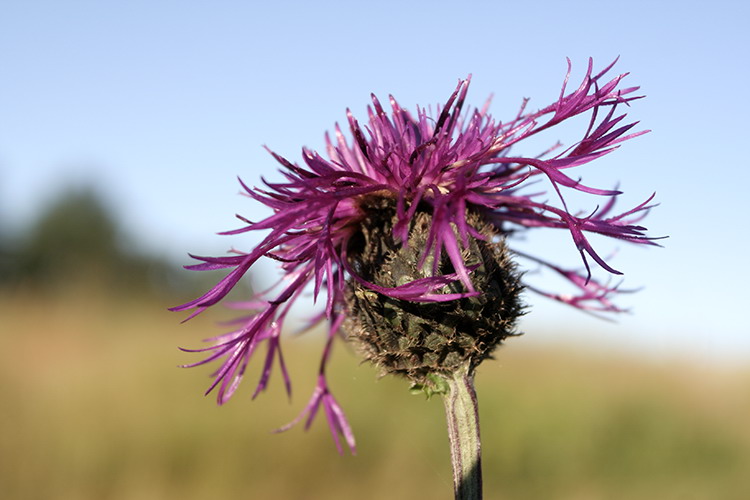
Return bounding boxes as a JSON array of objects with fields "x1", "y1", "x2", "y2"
[{"x1": 172, "y1": 58, "x2": 659, "y2": 455}]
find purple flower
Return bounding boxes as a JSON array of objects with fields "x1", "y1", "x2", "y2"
[{"x1": 172, "y1": 59, "x2": 658, "y2": 454}]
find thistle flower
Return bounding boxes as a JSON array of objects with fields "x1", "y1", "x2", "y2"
[{"x1": 172, "y1": 59, "x2": 657, "y2": 470}]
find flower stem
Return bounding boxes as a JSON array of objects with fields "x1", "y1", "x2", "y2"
[{"x1": 443, "y1": 366, "x2": 482, "y2": 500}]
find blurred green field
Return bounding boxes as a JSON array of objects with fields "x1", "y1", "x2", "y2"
[{"x1": 1, "y1": 289, "x2": 749, "y2": 500}]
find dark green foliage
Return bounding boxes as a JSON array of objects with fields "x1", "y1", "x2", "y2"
[
  {"x1": 16, "y1": 189, "x2": 125, "y2": 281},
  {"x1": 1, "y1": 188, "x2": 178, "y2": 295}
]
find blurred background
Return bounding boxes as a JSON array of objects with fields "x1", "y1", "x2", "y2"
[{"x1": 2, "y1": 1, "x2": 749, "y2": 499}]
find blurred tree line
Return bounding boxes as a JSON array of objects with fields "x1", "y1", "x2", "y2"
[{"x1": 0, "y1": 188, "x2": 212, "y2": 299}]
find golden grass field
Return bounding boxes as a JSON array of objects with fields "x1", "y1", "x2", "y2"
[{"x1": 2, "y1": 287, "x2": 749, "y2": 499}]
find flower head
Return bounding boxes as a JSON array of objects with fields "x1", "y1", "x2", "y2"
[{"x1": 172, "y1": 59, "x2": 658, "y2": 454}]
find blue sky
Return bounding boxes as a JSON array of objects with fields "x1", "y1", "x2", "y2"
[{"x1": 2, "y1": 1, "x2": 748, "y2": 362}]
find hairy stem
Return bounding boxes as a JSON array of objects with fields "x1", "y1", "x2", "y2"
[{"x1": 443, "y1": 366, "x2": 482, "y2": 500}]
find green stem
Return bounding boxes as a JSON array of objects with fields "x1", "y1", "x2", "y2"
[{"x1": 443, "y1": 366, "x2": 482, "y2": 500}]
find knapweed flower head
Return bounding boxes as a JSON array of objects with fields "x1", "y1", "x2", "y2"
[{"x1": 173, "y1": 59, "x2": 658, "y2": 454}]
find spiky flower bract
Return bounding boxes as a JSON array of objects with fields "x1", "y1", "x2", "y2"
[{"x1": 172, "y1": 59, "x2": 658, "y2": 455}]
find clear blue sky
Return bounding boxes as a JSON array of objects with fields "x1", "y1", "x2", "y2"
[{"x1": 2, "y1": 1, "x2": 748, "y2": 362}]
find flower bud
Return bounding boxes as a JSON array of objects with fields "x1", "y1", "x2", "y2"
[{"x1": 346, "y1": 196, "x2": 524, "y2": 388}]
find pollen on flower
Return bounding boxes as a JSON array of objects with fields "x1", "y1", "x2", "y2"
[{"x1": 173, "y1": 58, "x2": 659, "y2": 454}]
